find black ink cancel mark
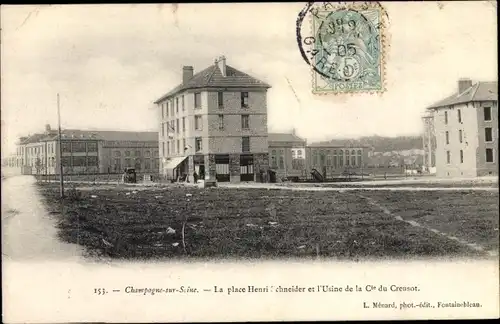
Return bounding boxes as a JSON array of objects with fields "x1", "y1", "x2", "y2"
[{"x1": 295, "y1": 1, "x2": 389, "y2": 83}]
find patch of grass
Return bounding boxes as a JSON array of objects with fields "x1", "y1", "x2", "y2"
[
  {"x1": 365, "y1": 190, "x2": 499, "y2": 251},
  {"x1": 37, "y1": 184, "x2": 495, "y2": 260}
]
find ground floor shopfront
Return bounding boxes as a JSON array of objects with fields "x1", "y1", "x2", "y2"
[{"x1": 163, "y1": 153, "x2": 269, "y2": 183}]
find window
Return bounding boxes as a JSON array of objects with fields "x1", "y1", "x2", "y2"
[
  {"x1": 271, "y1": 150, "x2": 277, "y2": 168},
  {"x1": 218, "y1": 91, "x2": 224, "y2": 108},
  {"x1": 61, "y1": 156, "x2": 71, "y2": 167},
  {"x1": 217, "y1": 164, "x2": 230, "y2": 175},
  {"x1": 182, "y1": 117, "x2": 186, "y2": 132},
  {"x1": 333, "y1": 151, "x2": 338, "y2": 168},
  {"x1": 241, "y1": 92, "x2": 249, "y2": 108},
  {"x1": 162, "y1": 142, "x2": 165, "y2": 156},
  {"x1": 161, "y1": 104, "x2": 165, "y2": 119},
  {"x1": 279, "y1": 156, "x2": 284, "y2": 169},
  {"x1": 125, "y1": 150, "x2": 131, "y2": 157},
  {"x1": 242, "y1": 136, "x2": 250, "y2": 152},
  {"x1": 485, "y1": 127, "x2": 493, "y2": 142},
  {"x1": 182, "y1": 95, "x2": 185, "y2": 111},
  {"x1": 176, "y1": 97, "x2": 179, "y2": 113},
  {"x1": 170, "y1": 101, "x2": 174, "y2": 116},
  {"x1": 460, "y1": 150, "x2": 464, "y2": 164},
  {"x1": 357, "y1": 150, "x2": 362, "y2": 167},
  {"x1": 145, "y1": 150, "x2": 151, "y2": 158},
  {"x1": 61, "y1": 142, "x2": 71, "y2": 153},
  {"x1": 87, "y1": 142, "x2": 97, "y2": 152},
  {"x1": 218, "y1": 114, "x2": 224, "y2": 130},
  {"x1": 183, "y1": 139, "x2": 186, "y2": 152},
  {"x1": 240, "y1": 164, "x2": 253, "y2": 175},
  {"x1": 87, "y1": 156, "x2": 98, "y2": 167},
  {"x1": 72, "y1": 156, "x2": 86, "y2": 167},
  {"x1": 73, "y1": 142, "x2": 87, "y2": 152},
  {"x1": 167, "y1": 142, "x2": 170, "y2": 155},
  {"x1": 486, "y1": 148, "x2": 494, "y2": 162},
  {"x1": 161, "y1": 123, "x2": 165, "y2": 137},
  {"x1": 125, "y1": 158, "x2": 132, "y2": 168},
  {"x1": 135, "y1": 158, "x2": 142, "y2": 171},
  {"x1": 194, "y1": 92, "x2": 201, "y2": 109},
  {"x1": 446, "y1": 151, "x2": 451, "y2": 164},
  {"x1": 484, "y1": 107, "x2": 492, "y2": 121},
  {"x1": 135, "y1": 150, "x2": 141, "y2": 157},
  {"x1": 351, "y1": 150, "x2": 356, "y2": 166},
  {"x1": 241, "y1": 115, "x2": 250, "y2": 129},
  {"x1": 195, "y1": 137, "x2": 202, "y2": 152},
  {"x1": 345, "y1": 150, "x2": 350, "y2": 166},
  {"x1": 195, "y1": 115, "x2": 202, "y2": 130},
  {"x1": 459, "y1": 130, "x2": 463, "y2": 143},
  {"x1": 320, "y1": 151, "x2": 326, "y2": 166},
  {"x1": 114, "y1": 150, "x2": 121, "y2": 157},
  {"x1": 166, "y1": 101, "x2": 169, "y2": 117},
  {"x1": 445, "y1": 131, "x2": 449, "y2": 145},
  {"x1": 339, "y1": 150, "x2": 344, "y2": 167},
  {"x1": 457, "y1": 109, "x2": 462, "y2": 123},
  {"x1": 444, "y1": 111, "x2": 448, "y2": 125},
  {"x1": 145, "y1": 159, "x2": 151, "y2": 170},
  {"x1": 176, "y1": 140, "x2": 180, "y2": 153},
  {"x1": 176, "y1": 119, "x2": 180, "y2": 134}
]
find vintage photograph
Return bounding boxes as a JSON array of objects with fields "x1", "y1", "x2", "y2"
[{"x1": 1, "y1": 2, "x2": 498, "y2": 322}]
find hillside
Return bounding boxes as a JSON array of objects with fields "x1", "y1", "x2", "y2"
[{"x1": 311, "y1": 135, "x2": 422, "y2": 152}]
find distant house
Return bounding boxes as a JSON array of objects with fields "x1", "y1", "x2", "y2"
[
  {"x1": 13, "y1": 124, "x2": 158, "y2": 175},
  {"x1": 425, "y1": 79, "x2": 498, "y2": 177},
  {"x1": 268, "y1": 131, "x2": 307, "y2": 179},
  {"x1": 305, "y1": 141, "x2": 370, "y2": 179}
]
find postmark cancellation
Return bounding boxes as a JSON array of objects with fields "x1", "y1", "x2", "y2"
[{"x1": 298, "y1": 2, "x2": 388, "y2": 95}]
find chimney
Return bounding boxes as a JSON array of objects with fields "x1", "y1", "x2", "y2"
[
  {"x1": 182, "y1": 66, "x2": 194, "y2": 84},
  {"x1": 45, "y1": 124, "x2": 51, "y2": 132},
  {"x1": 458, "y1": 78, "x2": 472, "y2": 94},
  {"x1": 291, "y1": 128, "x2": 296, "y2": 136},
  {"x1": 215, "y1": 55, "x2": 227, "y2": 77}
]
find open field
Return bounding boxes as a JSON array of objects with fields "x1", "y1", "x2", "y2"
[{"x1": 36, "y1": 182, "x2": 499, "y2": 261}]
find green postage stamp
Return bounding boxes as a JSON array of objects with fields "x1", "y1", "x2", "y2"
[{"x1": 296, "y1": 2, "x2": 388, "y2": 94}]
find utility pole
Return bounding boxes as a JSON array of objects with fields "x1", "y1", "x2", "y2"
[{"x1": 57, "y1": 93, "x2": 65, "y2": 198}]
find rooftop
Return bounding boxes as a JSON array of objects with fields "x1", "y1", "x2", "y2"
[
  {"x1": 427, "y1": 81, "x2": 498, "y2": 109},
  {"x1": 154, "y1": 58, "x2": 271, "y2": 104},
  {"x1": 19, "y1": 128, "x2": 158, "y2": 145},
  {"x1": 308, "y1": 140, "x2": 372, "y2": 148},
  {"x1": 268, "y1": 133, "x2": 306, "y2": 144}
]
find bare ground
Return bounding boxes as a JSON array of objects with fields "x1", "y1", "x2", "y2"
[{"x1": 37, "y1": 182, "x2": 499, "y2": 261}]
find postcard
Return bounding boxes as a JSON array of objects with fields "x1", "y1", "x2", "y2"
[{"x1": 1, "y1": 2, "x2": 498, "y2": 322}]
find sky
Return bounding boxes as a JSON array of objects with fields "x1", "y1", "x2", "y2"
[{"x1": 1, "y1": 2, "x2": 497, "y2": 155}]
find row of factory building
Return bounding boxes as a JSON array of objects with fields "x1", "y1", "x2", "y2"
[{"x1": 3, "y1": 124, "x2": 368, "y2": 182}]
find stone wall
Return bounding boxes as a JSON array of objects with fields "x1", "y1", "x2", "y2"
[
  {"x1": 204, "y1": 154, "x2": 216, "y2": 180},
  {"x1": 253, "y1": 153, "x2": 269, "y2": 182},
  {"x1": 229, "y1": 153, "x2": 241, "y2": 182}
]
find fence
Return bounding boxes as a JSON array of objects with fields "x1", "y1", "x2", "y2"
[{"x1": 35, "y1": 172, "x2": 160, "y2": 183}]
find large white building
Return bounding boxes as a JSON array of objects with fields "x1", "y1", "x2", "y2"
[
  {"x1": 154, "y1": 56, "x2": 271, "y2": 183},
  {"x1": 425, "y1": 79, "x2": 498, "y2": 177}
]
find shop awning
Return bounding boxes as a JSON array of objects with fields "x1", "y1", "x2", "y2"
[{"x1": 164, "y1": 156, "x2": 187, "y2": 170}]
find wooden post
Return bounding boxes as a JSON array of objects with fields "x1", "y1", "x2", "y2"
[{"x1": 57, "y1": 93, "x2": 65, "y2": 198}]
